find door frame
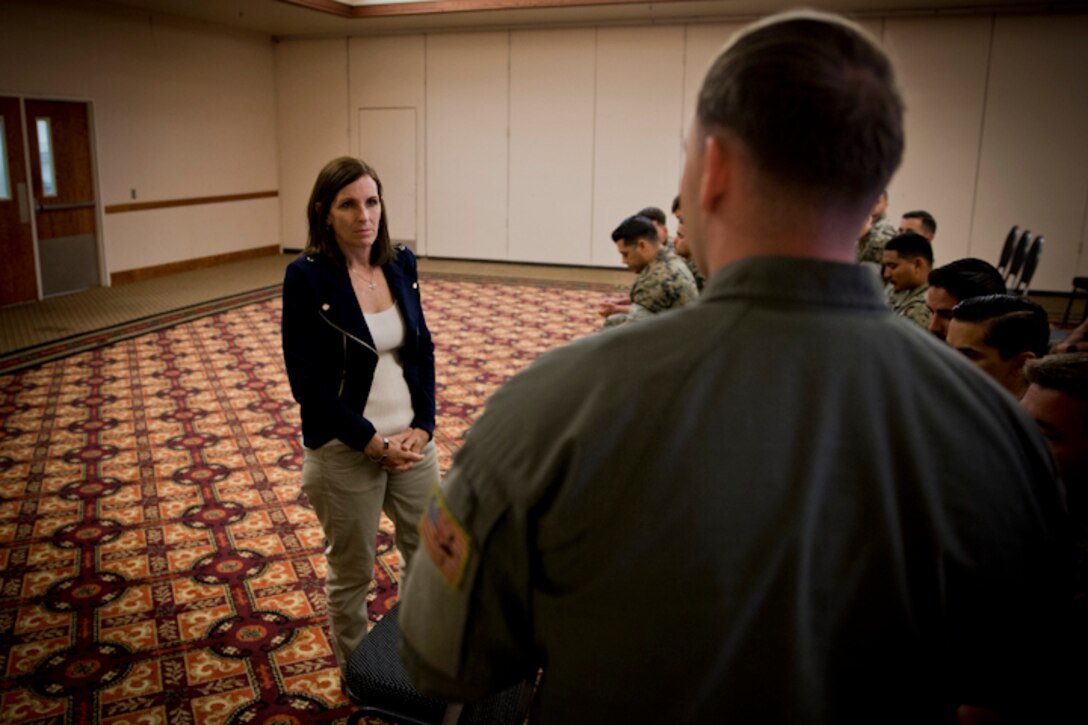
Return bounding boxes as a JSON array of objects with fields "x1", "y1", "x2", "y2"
[{"x1": 13, "y1": 93, "x2": 107, "y2": 299}]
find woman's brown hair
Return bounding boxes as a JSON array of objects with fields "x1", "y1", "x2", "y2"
[{"x1": 304, "y1": 156, "x2": 394, "y2": 266}]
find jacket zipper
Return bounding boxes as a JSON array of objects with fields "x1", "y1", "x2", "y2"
[
  {"x1": 318, "y1": 310, "x2": 380, "y2": 357},
  {"x1": 319, "y1": 310, "x2": 379, "y2": 397}
]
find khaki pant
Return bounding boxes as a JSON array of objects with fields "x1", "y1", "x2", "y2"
[{"x1": 301, "y1": 438, "x2": 438, "y2": 673}]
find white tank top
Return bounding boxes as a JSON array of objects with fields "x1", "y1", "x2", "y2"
[{"x1": 362, "y1": 302, "x2": 415, "y2": 436}]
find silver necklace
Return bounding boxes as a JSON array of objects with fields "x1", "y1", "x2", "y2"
[{"x1": 353, "y1": 266, "x2": 378, "y2": 291}]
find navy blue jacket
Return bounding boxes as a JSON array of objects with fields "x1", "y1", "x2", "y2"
[{"x1": 282, "y1": 244, "x2": 435, "y2": 452}]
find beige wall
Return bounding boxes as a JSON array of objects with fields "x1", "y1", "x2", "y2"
[
  {"x1": 276, "y1": 12, "x2": 1088, "y2": 290},
  {"x1": 0, "y1": 0, "x2": 279, "y2": 278},
  {"x1": 275, "y1": 38, "x2": 351, "y2": 249},
  {"x1": 4, "y1": 0, "x2": 1084, "y2": 291}
]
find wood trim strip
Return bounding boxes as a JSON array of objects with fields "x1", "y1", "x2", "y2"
[
  {"x1": 110, "y1": 245, "x2": 281, "y2": 286},
  {"x1": 104, "y1": 191, "x2": 278, "y2": 215},
  {"x1": 276, "y1": 0, "x2": 675, "y2": 18},
  {"x1": 279, "y1": 0, "x2": 351, "y2": 16}
]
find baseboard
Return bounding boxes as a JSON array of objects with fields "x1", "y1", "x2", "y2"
[{"x1": 111, "y1": 246, "x2": 281, "y2": 286}]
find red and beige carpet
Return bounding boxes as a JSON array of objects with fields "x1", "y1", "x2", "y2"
[{"x1": 0, "y1": 273, "x2": 618, "y2": 724}]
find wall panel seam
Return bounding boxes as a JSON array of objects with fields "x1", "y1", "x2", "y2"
[
  {"x1": 967, "y1": 14, "x2": 996, "y2": 255},
  {"x1": 345, "y1": 37, "x2": 352, "y2": 154},
  {"x1": 506, "y1": 30, "x2": 512, "y2": 260},
  {"x1": 589, "y1": 27, "x2": 599, "y2": 264}
]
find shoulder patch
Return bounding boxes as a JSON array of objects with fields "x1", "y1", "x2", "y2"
[{"x1": 420, "y1": 488, "x2": 472, "y2": 590}]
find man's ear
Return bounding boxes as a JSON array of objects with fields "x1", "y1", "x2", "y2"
[
  {"x1": 1012, "y1": 350, "x2": 1037, "y2": 374},
  {"x1": 911, "y1": 256, "x2": 927, "y2": 278},
  {"x1": 699, "y1": 134, "x2": 731, "y2": 214}
]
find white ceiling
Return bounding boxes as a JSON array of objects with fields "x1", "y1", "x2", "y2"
[{"x1": 97, "y1": 0, "x2": 1068, "y2": 39}]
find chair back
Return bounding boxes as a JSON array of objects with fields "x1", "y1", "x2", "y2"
[
  {"x1": 1005, "y1": 229, "x2": 1032, "y2": 284},
  {"x1": 997, "y1": 225, "x2": 1019, "y2": 275},
  {"x1": 996, "y1": 223, "x2": 1018, "y2": 274},
  {"x1": 1011, "y1": 235, "x2": 1044, "y2": 295}
]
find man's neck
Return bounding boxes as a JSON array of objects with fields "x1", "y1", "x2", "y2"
[{"x1": 703, "y1": 213, "x2": 862, "y2": 277}]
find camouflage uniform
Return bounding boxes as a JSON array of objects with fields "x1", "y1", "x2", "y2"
[
  {"x1": 886, "y1": 283, "x2": 929, "y2": 328},
  {"x1": 683, "y1": 255, "x2": 706, "y2": 292},
  {"x1": 605, "y1": 248, "x2": 698, "y2": 327},
  {"x1": 856, "y1": 216, "x2": 898, "y2": 265}
]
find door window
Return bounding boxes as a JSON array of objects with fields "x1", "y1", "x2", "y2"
[
  {"x1": 0, "y1": 118, "x2": 10, "y2": 200},
  {"x1": 35, "y1": 117, "x2": 57, "y2": 197}
]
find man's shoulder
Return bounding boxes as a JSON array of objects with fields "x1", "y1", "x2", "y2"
[
  {"x1": 642, "y1": 252, "x2": 698, "y2": 291},
  {"x1": 894, "y1": 283, "x2": 928, "y2": 308},
  {"x1": 492, "y1": 310, "x2": 698, "y2": 411},
  {"x1": 663, "y1": 250, "x2": 695, "y2": 274},
  {"x1": 872, "y1": 217, "x2": 899, "y2": 241}
]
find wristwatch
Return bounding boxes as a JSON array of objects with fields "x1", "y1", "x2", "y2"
[{"x1": 368, "y1": 436, "x2": 389, "y2": 463}]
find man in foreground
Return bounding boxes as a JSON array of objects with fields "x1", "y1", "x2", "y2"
[{"x1": 400, "y1": 11, "x2": 1076, "y2": 722}]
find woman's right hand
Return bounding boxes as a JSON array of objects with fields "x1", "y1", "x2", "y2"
[{"x1": 366, "y1": 433, "x2": 423, "y2": 472}]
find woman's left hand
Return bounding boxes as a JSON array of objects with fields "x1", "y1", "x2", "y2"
[
  {"x1": 383, "y1": 427, "x2": 430, "y2": 470},
  {"x1": 393, "y1": 427, "x2": 429, "y2": 453}
]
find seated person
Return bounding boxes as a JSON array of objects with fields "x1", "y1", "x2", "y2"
[
  {"x1": 899, "y1": 209, "x2": 936, "y2": 241},
  {"x1": 1022, "y1": 353, "x2": 1088, "y2": 523},
  {"x1": 638, "y1": 206, "x2": 671, "y2": 250},
  {"x1": 856, "y1": 189, "x2": 898, "y2": 264},
  {"x1": 926, "y1": 258, "x2": 1006, "y2": 340},
  {"x1": 946, "y1": 294, "x2": 1050, "y2": 398},
  {"x1": 882, "y1": 232, "x2": 933, "y2": 328},
  {"x1": 1054, "y1": 317, "x2": 1088, "y2": 353},
  {"x1": 671, "y1": 196, "x2": 704, "y2": 292},
  {"x1": 600, "y1": 214, "x2": 697, "y2": 328}
]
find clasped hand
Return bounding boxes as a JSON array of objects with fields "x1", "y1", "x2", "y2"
[
  {"x1": 598, "y1": 294, "x2": 632, "y2": 318},
  {"x1": 367, "y1": 428, "x2": 428, "y2": 472}
]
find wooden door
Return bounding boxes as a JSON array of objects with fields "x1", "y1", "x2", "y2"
[
  {"x1": 0, "y1": 96, "x2": 38, "y2": 305},
  {"x1": 25, "y1": 99, "x2": 100, "y2": 296}
]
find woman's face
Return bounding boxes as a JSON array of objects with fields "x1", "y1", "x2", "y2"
[{"x1": 327, "y1": 175, "x2": 381, "y2": 254}]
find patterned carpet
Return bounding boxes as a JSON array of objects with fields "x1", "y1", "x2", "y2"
[{"x1": 0, "y1": 274, "x2": 618, "y2": 724}]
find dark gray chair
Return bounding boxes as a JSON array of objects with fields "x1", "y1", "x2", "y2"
[
  {"x1": 1010, "y1": 235, "x2": 1043, "y2": 296},
  {"x1": 997, "y1": 225, "x2": 1020, "y2": 277},
  {"x1": 1061, "y1": 276, "x2": 1088, "y2": 327},
  {"x1": 345, "y1": 604, "x2": 534, "y2": 725},
  {"x1": 1004, "y1": 228, "x2": 1032, "y2": 285}
]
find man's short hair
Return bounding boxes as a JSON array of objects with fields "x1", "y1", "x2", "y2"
[
  {"x1": 638, "y1": 207, "x2": 667, "y2": 227},
  {"x1": 951, "y1": 294, "x2": 1051, "y2": 359},
  {"x1": 612, "y1": 215, "x2": 659, "y2": 247},
  {"x1": 671, "y1": 195, "x2": 681, "y2": 214},
  {"x1": 1024, "y1": 352, "x2": 1088, "y2": 399},
  {"x1": 928, "y1": 258, "x2": 1006, "y2": 301},
  {"x1": 884, "y1": 232, "x2": 934, "y2": 266},
  {"x1": 695, "y1": 11, "x2": 903, "y2": 209},
  {"x1": 902, "y1": 210, "x2": 937, "y2": 236}
]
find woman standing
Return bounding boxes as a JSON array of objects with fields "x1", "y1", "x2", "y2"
[{"x1": 282, "y1": 157, "x2": 438, "y2": 680}]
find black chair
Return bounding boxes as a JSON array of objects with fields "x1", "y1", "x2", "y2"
[
  {"x1": 1061, "y1": 276, "x2": 1088, "y2": 326},
  {"x1": 345, "y1": 604, "x2": 534, "y2": 725},
  {"x1": 996, "y1": 225, "x2": 1020, "y2": 276},
  {"x1": 1004, "y1": 229, "x2": 1032, "y2": 285},
  {"x1": 1010, "y1": 235, "x2": 1043, "y2": 295}
]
